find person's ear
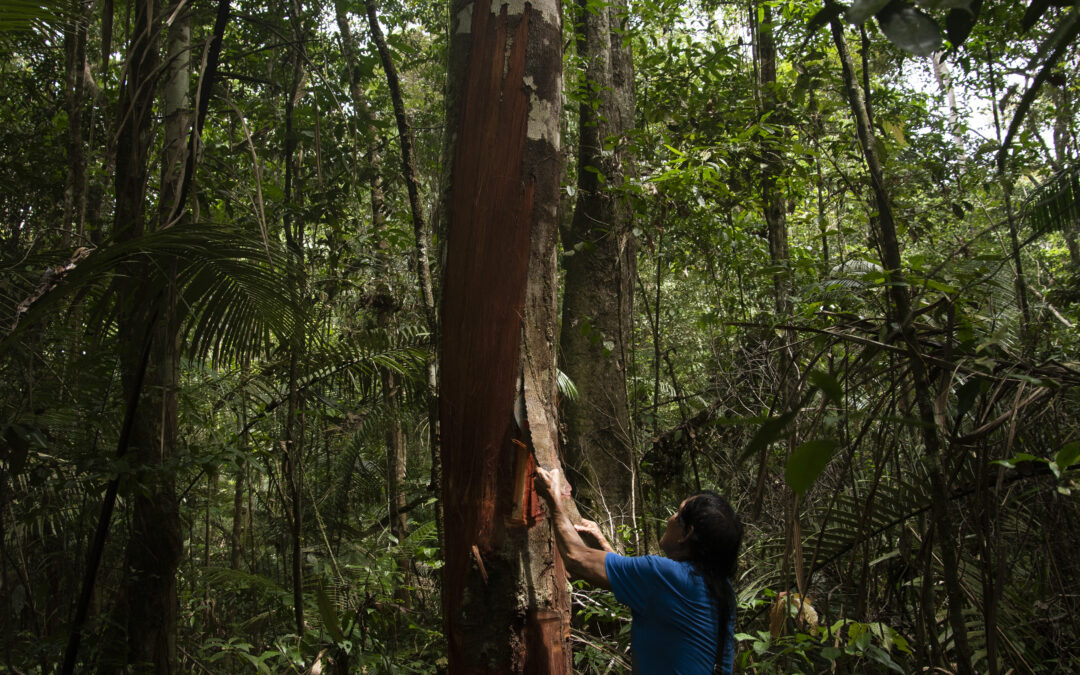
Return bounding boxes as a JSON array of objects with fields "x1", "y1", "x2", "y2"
[{"x1": 680, "y1": 525, "x2": 695, "y2": 543}]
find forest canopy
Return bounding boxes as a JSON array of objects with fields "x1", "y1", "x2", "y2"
[{"x1": 1, "y1": 0, "x2": 1079, "y2": 672}]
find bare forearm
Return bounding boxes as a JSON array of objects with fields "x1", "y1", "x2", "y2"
[
  {"x1": 549, "y1": 495, "x2": 590, "y2": 562},
  {"x1": 544, "y1": 492, "x2": 609, "y2": 587}
]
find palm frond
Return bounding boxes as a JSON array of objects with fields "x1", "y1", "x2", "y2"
[
  {"x1": 0, "y1": 0, "x2": 73, "y2": 39},
  {"x1": 1023, "y1": 165, "x2": 1080, "y2": 237},
  {"x1": 3, "y1": 221, "x2": 306, "y2": 366}
]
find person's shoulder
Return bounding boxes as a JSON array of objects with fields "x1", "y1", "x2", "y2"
[{"x1": 607, "y1": 553, "x2": 693, "y2": 579}]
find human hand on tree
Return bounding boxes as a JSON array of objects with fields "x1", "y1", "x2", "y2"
[
  {"x1": 536, "y1": 468, "x2": 615, "y2": 553},
  {"x1": 575, "y1": 519, "x2": 615, "y2": 553},
  {"x1": 534, "y1": 466, "x2": 612, "y2": 588},
  {"x1": 534, "y1": 466, "x2": 567, "y2": 507}
]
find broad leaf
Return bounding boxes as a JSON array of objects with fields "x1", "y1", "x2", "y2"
[
  {"x1": 786, "y1": 439, "x2": 839, "y2": 496},
  {"x1": 809, "y1": 370, "x2": 844, "y2": 405},
  {"x1": 738, "y1": 410, "x2": 798, "y2": 464},
  {"x1": 1055, "y1": 442, "x2": 1080, "y2": 472},
  {"x1": 847, "y1": 0, "x2": 891, "y2": 24},
  {"x1": 316, "y1": 585, "x2": 345, "y2": 644},
  {"x1": 877, "y1": 1, "x2": 943, "y2": 56},
  {"x1": 954, "y1": 376, "x2": 982, "y2": 424}
]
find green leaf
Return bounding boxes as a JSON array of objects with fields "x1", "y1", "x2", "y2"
[
  {"x1": 992, "y1": 452, "x2": 1043, "y2": 469},
  {"x1": 809, "y1": 370, "x2": 843, "y2": 405},
  {"x1": 1054, "y1": 442, "x2": 1080, "y2": 472},
  {"x1": 316, "y1": 585, "x2": 344, "y2": 644},
  {"x1": 738, "y1": 410, "x2": 798, "y2": 464},
  {"x1": 955, "y1": 377, "x2": 982, "y2": 423},
  {"x1": 786, "y1": 439, "x2": 839, "y2": 496}
]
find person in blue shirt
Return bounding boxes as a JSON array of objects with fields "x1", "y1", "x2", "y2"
[{"x1": 535, "y1": 467, "x2": 743, "y2": 674}]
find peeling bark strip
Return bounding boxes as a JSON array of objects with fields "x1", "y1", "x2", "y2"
[{"x1": 440, "y1": 0, "x2": 567, "y2": 669}]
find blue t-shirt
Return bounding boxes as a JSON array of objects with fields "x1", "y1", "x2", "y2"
[{"x1": 605, "y1": 553, "x2": 735, "y2": 674}]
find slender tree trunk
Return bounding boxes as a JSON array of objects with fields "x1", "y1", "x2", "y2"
[
  {"x1": 159, "y1": 4, "x2": 192, "y2": 226},
  {"x1": 754, "y1": 0, "x2": 789, "y2": 315},
  {"x1": 830, "y1": 19, "x2": 975, "y2": 675},
  {"x1": 334, "y1": 0, "x2": 409, "y2": 595},
  {"x1": 283, "y1": 348, "x2": 305, "y2": 637},
  {"x1": 362, "y1": 0, "x2": 443, "y2": 558},
  {"x1": 1050, "y1": 83, "x2": 1079, "y2": 271},
  {"x1": 333, "y1": 0, "x2": 384, "y2": 237},
  {"x1": 749, "y1": 0, "x2": 795, "y2": 523},
  {"x1": 282, "y1": 0, "x2": 308, "y2": 636},
  {"x1": 559, "y1": 0, "x2": 637, "y2": 544},
  {"x1": 439, "y1": 0, "x2": 570, "y2": 669},
  {"x1": 63, "y1": 5, "x2": 88, "y2": 245},
  {"x1": 231, "y1": 464, "x2": 246, "y2": 570}
]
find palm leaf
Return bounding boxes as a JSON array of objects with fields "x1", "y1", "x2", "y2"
[
  {"x1": 0, "y1": 0, "x2": 73, "y2": 38},
  {"x1": 3, "y1": 221, "x2": 306, "y2": 366},
  {"x1": 1023, "y1": 165, "x2": 1080, "y2": 238}
]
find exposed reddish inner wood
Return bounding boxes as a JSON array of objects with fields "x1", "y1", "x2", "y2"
[
  {"x1": 525, "y1": 607, "x2": 568, "y2": 673},
  {"x1": 439, "y1": 0, "x2": 536, "y2": 638}
]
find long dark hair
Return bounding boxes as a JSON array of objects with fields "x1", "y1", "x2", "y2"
[{"x1": 677, "y1": 491, "x2": 744, "y2": 671}]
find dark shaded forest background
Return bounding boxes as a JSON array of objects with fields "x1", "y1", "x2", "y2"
[{"x1": 2, "y1": 0, "x2": 1079, "y2": 671}]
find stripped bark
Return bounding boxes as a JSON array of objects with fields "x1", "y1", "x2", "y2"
[{"x1": 440, "y1": 0, "x2": 570, "y2": 669}]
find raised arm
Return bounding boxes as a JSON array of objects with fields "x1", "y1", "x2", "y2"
[{"x1": 534, "y1": 467, "x2": 610, "y2": 589}]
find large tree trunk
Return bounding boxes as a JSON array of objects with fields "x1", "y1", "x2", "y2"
[
  {"x1": 105, "y1": 0, "x2": 184, "y2": 669},
  {"x1": 559, "y1": 0, "x2": 637, "y2": 544},
  {"x1": 439, "y1": 0, "x2": 569, "y2": 670}
]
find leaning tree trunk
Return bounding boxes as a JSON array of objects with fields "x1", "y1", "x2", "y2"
[
  {"x1": 362, "y1": 0, "x2": 443, "y2": 561},
  {"x1": 559, "y1": 0, "x2": 637, "y2": 545},
  {"x1": 830, "y1": 19, "x2": 975, "y2": 675},
  {"x1": 362, "y1": 0, "x2": 438, "y2": 582},
  {"x1": 439, "y1": 0, "x2": 570, "y2": 670}
]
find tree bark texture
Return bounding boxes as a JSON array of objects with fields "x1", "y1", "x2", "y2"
[
  {"x1": 754, "y1": 1, "x2": 789, "y2": 315},
  {"x1": 439, "y1": 0, "x2": 569, "y2": 670},
  {"x1": 105, "y1": 0, "x2": 184, "y2": 669},
  {"x1": 559, "y1": 0, "x2": 637, "y2": 541},
  {"x1": 362, "y1": 0, "x2": 440, "y2": 564},
  {"x1": 749, "y1": 0, "x2": 793, "y2": 522},
  {"x1": 63, "y1": 6, "x2": 88, "y2": 245}
]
